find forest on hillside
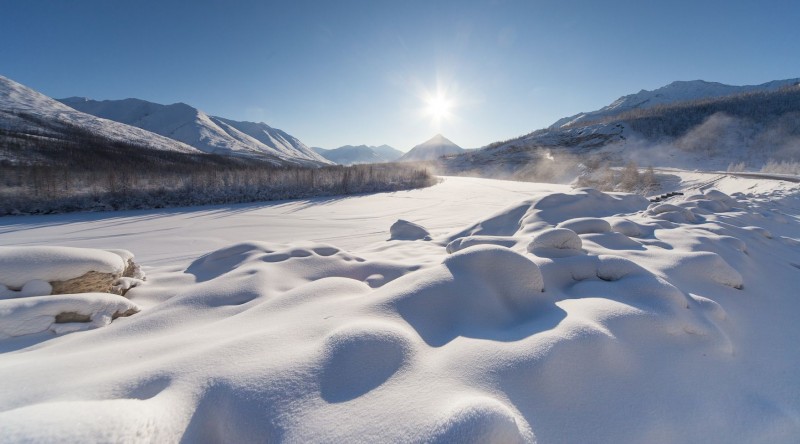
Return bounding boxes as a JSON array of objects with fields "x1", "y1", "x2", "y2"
[{"x1": 0, "y1": 118, "x2": 435, "y2": 215}]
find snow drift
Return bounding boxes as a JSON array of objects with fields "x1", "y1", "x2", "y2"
[{"x1": 0, "y1": 177, "x2": 799, "y2": 443}]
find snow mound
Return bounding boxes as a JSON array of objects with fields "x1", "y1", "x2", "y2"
[
  {"x1": 427, "y1": 396, "x2": 533, "y2": 443},
  {"x1": 450, "y1": 188, "x2": 648, "y2": 240},
  {"x1": 608, "y1": 218, "x2": 646, "y2": 237},
  {"x1": 519, "y1": 188, "x2": 649, "y2": 234},
  {"x1": 384, "y1": 245, "x2": 546, "y2": 346},
  {"x1": 185, "y1": 241, "x2": 418, "y2": 293},
  {"x1": 528, "y1": 228, "x2": 583, "y2": 257},
  {"x1": 556, "y1": 217, "x2": 612, "y2": 234},
  {"x1": 319, "y1": 323, "x2": 413, "y2": 403},
  {"x1": 662, "y1": 251, "x2": 744, "y2": 289},
  {"x1": 648, "y1": 203, "x2": 700, "y2": 223},
  {"x1": 446, "y1": 235, "x2": 517, "y2": 254},
  {"x1": 390, "y1": 219, "x2": 432, "y2": 241},
  {"x1": 684, "y1": 189, "x2": 740, "y2": 213},
  {"x1": 0, "y1": 293, "x2": 139, "y2": 339}
]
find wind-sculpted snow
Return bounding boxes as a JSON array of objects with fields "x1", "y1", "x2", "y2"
[{"x1": 1, "y1": 179, "x2": 799, "y2": 442}]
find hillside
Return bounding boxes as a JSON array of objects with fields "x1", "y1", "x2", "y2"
[
  {"x1": 550, "y1": 78, "x2": 800, "y2": 129},
  {"x1": 59, "y1": 97, "x2": 330, "y2": 166},
  {"x1": 440, "y1": 80, "x2": 800, "y2": 180},
  {"x1": 0, "y1": 75, "x2": 202, "y2": 165}
]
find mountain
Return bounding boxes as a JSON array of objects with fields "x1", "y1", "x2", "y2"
[
  {"x1": 0, "y1": 75, "x2": 201, "y2": 162},
  {"x1": 399, "y1": 134, "x2": 464, "y2": 162},
  {"x1": 313, "y1": 144, "x2": 403, "y2": 165},
  {"x1": 58, "y1": 97, "x2": 331, "y2": 166},
  {"x1": 439, "y1": 78, "x2": 800, "y2": 179},
  {"x1": 551, "y1": 78, "x2": 800, "y2": 129}
]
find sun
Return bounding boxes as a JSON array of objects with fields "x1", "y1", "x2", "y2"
[{"x1": 423, "y1": 92, "x2": 453, "y2": 122}]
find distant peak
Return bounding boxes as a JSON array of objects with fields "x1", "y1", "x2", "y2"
[{"x1": 424, "y1": 133, "x2": 453, "y2": 144}]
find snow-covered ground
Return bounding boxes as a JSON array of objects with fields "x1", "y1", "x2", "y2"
[{"x1": 1, "y1": 175, "x2": 799, "y2": 442}]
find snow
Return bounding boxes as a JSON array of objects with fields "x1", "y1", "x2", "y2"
[
  {"x1": 0, "y1": 175, "x2": 799, "y2": 442},
  {"x1": 556, "y1": 217, "x2": 612, "y2": 234}
]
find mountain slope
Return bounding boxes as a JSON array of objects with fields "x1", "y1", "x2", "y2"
[
  {"x1": 315, "y1": 144, "x2": 403, "y2": 165},
  {"x1": 399, "y1": 134, "x2": 464, "y2": 162},
  {"x1": 551, "y1": 78, "x2": 800, "y2": 129},
  {"x1": 0, "y1": 75, "x2": 201, "y2": 159},
  {"x1": 59, "y1": 97, "x2": 330, "y2": 166}
]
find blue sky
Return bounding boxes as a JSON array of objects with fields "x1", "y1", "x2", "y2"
[{"x1": 2, "y1": 0, "x2": 799, "y2": 150}]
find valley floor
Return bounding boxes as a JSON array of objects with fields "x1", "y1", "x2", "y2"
[{"x1": 1, "y1": 174, "x2": 799, "y2": 442}]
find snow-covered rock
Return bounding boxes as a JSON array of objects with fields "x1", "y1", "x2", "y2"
[
  {"x1": 0, "y1": 246, "x2": 144, "y2": 297},
  {"x1": 389, "y1": 219, "x2": 431, "y2": 241},
  {"x1": 0, "y1": 292, "x2": 139, "y2": 339}
]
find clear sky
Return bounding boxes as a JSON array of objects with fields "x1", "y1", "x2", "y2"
[{"x1": 2, "y1": 0, "x2": 799, "y2": 151}]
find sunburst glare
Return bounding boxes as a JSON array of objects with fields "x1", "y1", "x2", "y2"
[{"x1": 424, "y1": 92, "x2": 453, "y2": 122}]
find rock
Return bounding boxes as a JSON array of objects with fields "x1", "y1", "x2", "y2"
[
  {"x1": 390, "y1": 219, "x2": 432, "y2": 241},
  {"x1": 50, "y1": 259, "x2": 144, "y2": 296}
]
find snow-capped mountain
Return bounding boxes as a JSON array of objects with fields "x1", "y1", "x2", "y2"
[
  {"x1": 398, "y1": 134, "x2": 464, "y2": 162},
  {"x1": 0, "y1": 75, "x2": 200, "y2": 155},
  {"x1": 59, "y1": 97, "x2": 331, "y2": 166},
  {"x1": 313, "y1": 144, "x2": 403, "y2": 165},
  {"x1": 551, "y1": 78, "x2": 800, "y2": 129}
]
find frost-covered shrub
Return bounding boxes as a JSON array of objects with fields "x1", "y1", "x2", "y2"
[{"x1": 575, "y1": 162, "x2": 659, "y2": 194}]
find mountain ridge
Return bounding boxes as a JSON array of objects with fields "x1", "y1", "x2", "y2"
[
  {"x1": 313, "y1": 144, "x2": 403, "y2": 165},
  {"x1": 0, "y1": 75, "x2": 201, "y2": 157},
  {"x1": 58, "y1": 96, "x2": 330, "y2": 166},
  {"x1": 551, "y1": 78, "x2": 800, "y2": 129}
]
